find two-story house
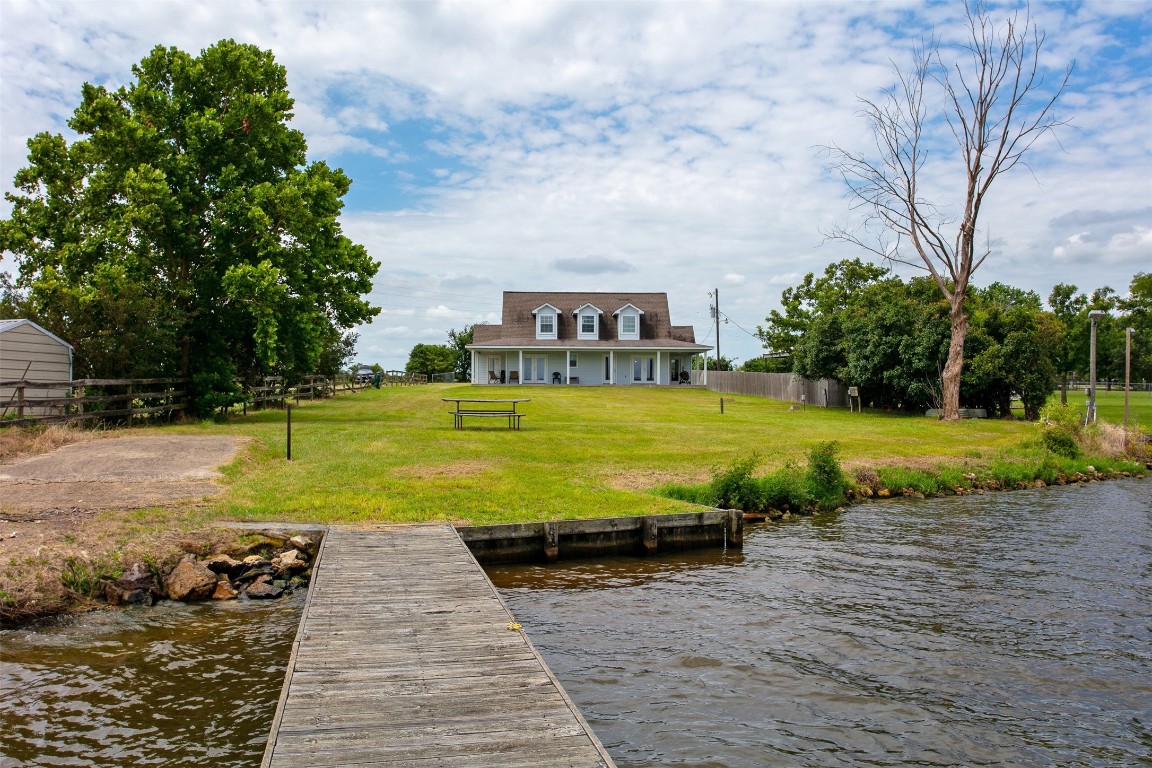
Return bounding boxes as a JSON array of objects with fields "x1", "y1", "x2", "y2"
[{"x1": 467, "y1": 292, "x2": 710, "y2": 385}]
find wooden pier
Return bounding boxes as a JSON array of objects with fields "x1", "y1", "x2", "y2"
[{"x1": 261, "y1": 524, "x2": 616, "y2": 768}]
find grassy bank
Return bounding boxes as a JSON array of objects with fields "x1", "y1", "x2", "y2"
[
  {"x1": 191, "y1": 383, "x2": 1141, "y2": 525},
  {"x1": 2, "y1": 383, "x2": 1147, "y2": 624}
]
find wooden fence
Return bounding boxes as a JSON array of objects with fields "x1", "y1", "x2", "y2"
[
  {"x1": 0, "y1": 378, "x2": 187, "y2": 426},
  {"x1": 700, "y1": 370, "x2": 848, "y2": 407},
  {"x1": 1, "y1": 373, "x2": 370, "y2": 427}
]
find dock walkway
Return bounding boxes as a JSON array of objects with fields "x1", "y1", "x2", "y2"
[{"x1": 262, "y1": 523, "x2": 616, "y2": 768}]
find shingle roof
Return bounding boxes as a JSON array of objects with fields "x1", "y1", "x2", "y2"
[{"x1": 469, "y1": 292, "x2": 708, "y2": 350}]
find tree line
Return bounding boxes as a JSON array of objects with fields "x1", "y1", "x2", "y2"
[{"x1": 754, "y1": 259, "x2": 1150, "y2": 419}]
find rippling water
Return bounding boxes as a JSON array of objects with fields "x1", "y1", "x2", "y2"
[
  {"x1": 490, "y1": 479, "x2": 1152, "y2": 767},
  {"x1": 0, "y1": 593, "x2": 304, "y2": 767}
]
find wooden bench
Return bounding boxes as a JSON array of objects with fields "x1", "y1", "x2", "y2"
[{"x1": 443, "y1": 398, "x2": 530, "y2": 430}]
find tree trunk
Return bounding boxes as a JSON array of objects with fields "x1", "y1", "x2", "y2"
[
  {"x1": 1060, "y1": 373, "x2": 1068, "y2": 405},
  {"x1": 941, "y1": 298, "x2": 968, "y2": 421}
]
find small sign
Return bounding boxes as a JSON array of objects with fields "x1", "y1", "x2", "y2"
[{"x1": 848, "y1": 387, "x2": 859, "y2": 397}]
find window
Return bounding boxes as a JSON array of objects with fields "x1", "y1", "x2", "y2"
[
  {"x1": 539, "y1": 314, "x2": 554, "y2": 335},
  {"x1": 569, "y1": 352, "x2": 578, "y2": 368},
  {"x1": 535, "y1": 305, "x2": 558, "y2": 339},
  {"x1": 581, "y1": 314, "x2": 595, "y2": 335},
  {"x1": 622, "y1": 315, "x2": 637, "y2": 337},
  {"x1": 604, "y1": 355, "x2": 611, "y2": 381}
]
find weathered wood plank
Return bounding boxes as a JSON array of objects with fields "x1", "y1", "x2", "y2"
[{"x1": 262, "y1": 523, "x2": 615, "y2": 768}]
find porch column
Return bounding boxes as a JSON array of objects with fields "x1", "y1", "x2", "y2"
[
  {"x1": 472, "y1": 351, "x2": 478, "y2": 384},
  {"x1": 518, "y1": 350, "x2": 523, "y2": 383},
  {"x1": 657, "y1": 350, "x2": 662, "y2": 385},
  {"x1": 565, "y1": 349, "x2": 571, "y2": 384},
  {"x1": 610, "y1": 350, "x2": 615, "y2": 385}
]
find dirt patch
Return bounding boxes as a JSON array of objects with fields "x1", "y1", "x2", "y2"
[
  {"x1": 0, "y1": 435, "x2": 245, "y2": 515},
  {"x1": 0, "y1": 433, "x2": 248, "y2": 624},
  {"x1": 604, "y1": 468, "x2": 710, "y2": 491}
]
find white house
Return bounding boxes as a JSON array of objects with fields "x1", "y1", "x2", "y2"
[
  {"x1": 0, "y1": 319, "x2": 74, "y2": 414},
  {"x1": 467, "y1": 292, "x2": 710, "y2": 385}
]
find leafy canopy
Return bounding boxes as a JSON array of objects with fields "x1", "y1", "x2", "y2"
[{"x1": 0, "y1": 39, "x2": 380, "y2": 414}]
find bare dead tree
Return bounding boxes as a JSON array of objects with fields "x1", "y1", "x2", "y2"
[{"x1": 825, "y1": 1, "x2": 1070, "y2": 420}]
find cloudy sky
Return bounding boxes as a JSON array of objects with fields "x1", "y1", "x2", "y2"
[{"x1": 2, "y1": 0, "x2": 1150, "y2": 369}]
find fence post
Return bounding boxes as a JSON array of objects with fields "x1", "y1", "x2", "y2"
[
  {"x1": 16, "y1": 385, "x2": 25, "y2": 420},
  {"x1": 286, "y1": 405, "x2": 292, "y2": 461}
]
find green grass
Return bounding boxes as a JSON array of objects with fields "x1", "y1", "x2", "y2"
[
  {"x1": 166, "y1": 383, "x2": 1085, "y2": 526},
  {"x1": 1041, "y1": 387, "x2": 1152, "y2": 432}
]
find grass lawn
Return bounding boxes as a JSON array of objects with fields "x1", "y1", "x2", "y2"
[{"x1": 180, "y1": 384, "x2": 1051, "y2": 526}]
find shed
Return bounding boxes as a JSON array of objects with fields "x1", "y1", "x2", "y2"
[{"x1": 1, "y1": 319, "x2": 74, "y2": 415}]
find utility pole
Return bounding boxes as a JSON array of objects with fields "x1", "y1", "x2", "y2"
[
  {"x1": 713, "y1": 288, "x2": 720, "y2": 369},
  {"x1": 1125, "y1": 327, "x2": 1133, "y2": 429},
  {"x1": 1088, "y1": 309, "x2": 1106, "y2": 424}
]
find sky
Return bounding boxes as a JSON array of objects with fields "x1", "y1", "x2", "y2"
[{"x1": 1, "y1": 0, "x2": 1150, "y2": 370}]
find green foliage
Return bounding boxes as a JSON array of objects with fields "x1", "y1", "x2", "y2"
[
  {"x1": 876, "y1": 467, "x2": 944, "y2": 496},
  {"x1": 0, "y1": 40, "x2": 380, "y2": 414},
  {"x1": 60, "y1": 554, "x2": 122, "y2": 598},
  {"x1": 804, "y1": 441, "x2": 847, "y2": 509},
  {"x1": 709, "y1": 453, "x2": 764, "y2": 511},
  {"x1": 1039, "y1": 401, "x2": 1083, "y2": 458},
  {"x1": 446, "y1": 326, "x2": 474, "y2": 382},
  {"x1": 405, "y1": 343, "x2": 456, "y2": 377}
]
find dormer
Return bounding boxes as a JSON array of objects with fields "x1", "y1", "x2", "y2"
[
  {"x1": 532, "y1": 303, "x2": 560, "y2": 339},
  {"x1": 613, "y1": 303, "x2": 643, "y2": 341},
  {"x1": 573, "y1": 303, "x2": 603, "y2": 341}
]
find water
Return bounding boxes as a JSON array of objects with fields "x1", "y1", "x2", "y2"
[
  {"x1": 0, "y1": 593, "x2": 304, "y2": 767},
  {"x1": 489, "y1": 479, "x2": 1152, "y2": 767},
  {"x1": 2, "y1": 481, "x2": 1149, "y2": 767}
]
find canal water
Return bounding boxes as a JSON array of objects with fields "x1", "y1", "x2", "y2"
[
  {"x1": 0, "y1": 592, "x2": 304, "y2": 767},
  {"x1": 2, "y1": 479, "x2": 1149, "y2": 766},
  {"x1": 490, "y1": 478, "x2": 1152, "y2": 767}
]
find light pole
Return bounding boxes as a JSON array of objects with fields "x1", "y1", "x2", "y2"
[
  {"x1": 1088, "y1": 309, "x2": 1106, "y2": 424},
  {"x1": 1125, "y1": 327, "x2": 1133, "y2": 429}
]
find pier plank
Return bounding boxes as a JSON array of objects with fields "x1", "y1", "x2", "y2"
[{"x1": 262, "y1": 524, "x2": 615, "y2": 768}]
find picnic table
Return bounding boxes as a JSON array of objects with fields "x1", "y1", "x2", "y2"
[{"x1": 443, "y1": 398, "x2": 530, "y2": 430}]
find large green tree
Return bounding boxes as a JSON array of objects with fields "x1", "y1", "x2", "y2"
[
  {"x1": 446, "y1": 325, "x2": 474, "y2": 382},
  {"x1": 0, "y1": 40, "x2": 379, "y2": 413},
  {"x1": 405, "y1": 343, "x2": 456, "y2": 378}
]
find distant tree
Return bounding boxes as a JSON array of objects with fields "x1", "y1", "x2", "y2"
[
  {"x1": 757, "y1": 258, "x2": 891, "y2": 363},
  {"x1": 405, "y1": 343, "x2": 455, "y2": 378},
  {"x1": 1048, "y1": 283, "x2": 1088, "y2": 404},
  {"x1": 826, "y1": 1, "x2": 1070, "y2": 420},
  {"x1": 0, "y1": 39, "x2": 380, "y2": 414},
  {"x1": 447, "y1": 325, "x2": 474, "y2": 382},
  {"x1": 1119, "y1": 273, "x2": 1152, "y2": 382},
  {"x1": 739, "y1": 355, "x2": 790, "y2": 373}
]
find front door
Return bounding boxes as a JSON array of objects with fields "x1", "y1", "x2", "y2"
[
  {"x1": 632, "y1": 356, "x2": 655, "y2": 383},
  {"x1": 488, "y1": 356, "x2": 502, "y2": 383}
]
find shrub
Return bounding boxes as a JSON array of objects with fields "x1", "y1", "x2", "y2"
[
  {"x1": 710, "y1": 453, "x2": 764, "y2": 512},
  {"x1": 761, "y1": 463, "x2": 809, "y2": 511},
  {"x1": 1042, "y1": 428, "x2": 1080, "y2": 459},
  {"x1": 805, "y1": 442, "x2": 848, "y2": 510},
  {"x1": 877, "y1": 467, "x2": 941, "y2": 496},
  {"x1": 60, "y1": 554, "x2": 122, "y2": 598}
]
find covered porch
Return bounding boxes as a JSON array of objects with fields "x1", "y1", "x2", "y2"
[{"x1": 470, "y1": 348, "x2": 702, "y2": 386}]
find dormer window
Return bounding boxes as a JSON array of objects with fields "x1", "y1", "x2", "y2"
[
  {"x1": 614, "y1": 303, "x2": 643, "y2": 341},
  {"x1": 533, "y1": 303, "x2": 560, "y2": 340},
  {"x1": 573, "y1": 303, "x2": 603, "y2": 341}
]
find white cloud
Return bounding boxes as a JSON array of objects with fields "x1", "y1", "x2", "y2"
[{"x1": 2, "y1": 0, "x2": 1150, "y2": 368}]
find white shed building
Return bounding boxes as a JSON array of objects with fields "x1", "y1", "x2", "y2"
[{"x1": 0, "y1": 319, "x2": 74, "y2": 415}]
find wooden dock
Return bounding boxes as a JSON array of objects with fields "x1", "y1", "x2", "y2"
[{"x1": 261, "y1": 524, "x2": 616, "y2": 768}]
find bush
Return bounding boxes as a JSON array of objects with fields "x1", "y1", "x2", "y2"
[
  {"x1": 710, "y1": 453, "x2": 764, "y2": 512},
  {"x1": 761, "y1": 463, "x2": 809, "y2": 511},
  {"x1": 805, "y1": 442, "x2": 847, "y2": 509},
  {"x1": 1042, "y1": 428, "x2": 1080, "y2": 459},
  {"x1": 1039, "y1": 401, "x2": 1082, "y2": 459}
]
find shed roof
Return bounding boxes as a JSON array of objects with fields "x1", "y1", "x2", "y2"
[{"x1": 0, "y1": 319, "x2": 74, "y2": 350}]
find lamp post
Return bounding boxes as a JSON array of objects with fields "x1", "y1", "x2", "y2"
[
  {"x1": 1125, "y1": 327, "x2": 1133, "y2": 429},
  {"x1": 1088, "y1": 309, "x2": 1107, "y2": 424}
]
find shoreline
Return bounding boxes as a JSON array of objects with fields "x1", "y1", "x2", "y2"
[{"x1": 3, "y1": 465, "x2": 1146, "y2": 629}]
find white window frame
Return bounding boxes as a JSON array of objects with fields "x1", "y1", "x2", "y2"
[
  {"x1": 574, "y1": 303, "x2": 602, "y2": 341},
  {"x1": 580, "y1": 313, "x2": 596, "y2": 336},
  {"x1": 534, "y1": 306, "x2": 557, "y2": 338},
  {"x1": 569, "y1": 352, "x2": 578, "y2": 368},
  {"x1": 615, "y1": 303, "x2": 643, "y2": 341}
]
